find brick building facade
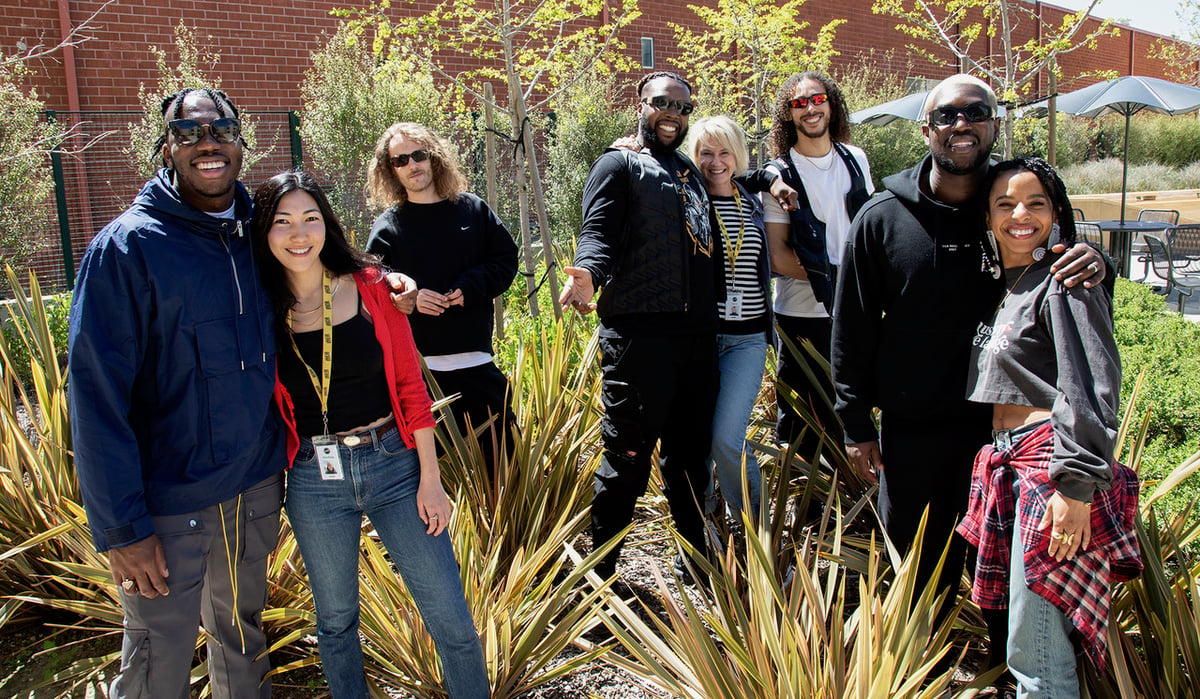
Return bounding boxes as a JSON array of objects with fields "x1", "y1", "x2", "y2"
[
  {"x1": 5, "y1": 0, "x2": 1192, "y2": 114},
  {"x1": 2, "y1": 0, "x2": 1195, "y2": 289}
]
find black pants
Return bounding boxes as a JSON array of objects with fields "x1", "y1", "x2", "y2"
[
  {"x1": 592, "y1": 327, "x2": 719, "y2": 577},
  {"x1": 431, "y1": 361, "x2": 516, "y2": 476},
  {"x1": 877, "y1": 412, "x2": 990, "y2": 603},
  {"x1": 775, "y1": 313, "x2": 842, "y2": 462}
]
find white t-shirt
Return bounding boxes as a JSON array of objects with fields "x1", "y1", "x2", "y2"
[{"x1": 763, "y1": 144, "x2": 874, "y2": 318}]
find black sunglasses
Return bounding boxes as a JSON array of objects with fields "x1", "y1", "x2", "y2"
[
  {"x1": 167, "y1": 118, "x2": 242, "y2": 146},
  {"x1": 927, "y1": 103, "x2": 994, "y2": 127},
  {"x1": 788, "y1": 93, "x2": 828, "y2": 109},
  {"x1": 388, "y1": 149, "x2": 432, "y2": 168},
  {"x1": 641, "y1": 95, "x2": 695, "y2": 116}
]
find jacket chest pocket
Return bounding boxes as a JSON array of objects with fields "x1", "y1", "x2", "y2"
[{"x1": 194, "y1": 315, "x2": 269, "y2": 463}]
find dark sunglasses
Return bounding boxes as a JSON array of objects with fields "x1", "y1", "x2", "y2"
[
  {"x1": 387, "y1": 149, "x2": 432, "y2": 168},
  {"x1": 167, "y1": 118, "x2": 242, "y2": 146},
  {"x1": 788, "y1": 93, "x2": 828, "y2": 109},
  {"x1": 927, "y1": 103, "x2": 994, "y2": 127},
  {"x1": 641, "y1": 95, "x2": 695, "y2": 116}
]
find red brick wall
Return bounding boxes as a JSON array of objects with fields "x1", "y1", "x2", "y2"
[{"x1": 4, "y1": 0, "x2": 1192, "y2": 113}]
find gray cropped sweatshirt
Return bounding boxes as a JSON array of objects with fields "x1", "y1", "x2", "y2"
[{"x1": 966, "y1": 256, "x2": 1121, "y2": 501}]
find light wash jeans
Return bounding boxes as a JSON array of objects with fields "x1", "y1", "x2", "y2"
[
  {"x1": 1007, "y1": 482, "x2": 1080, "y2": 698},
  {"x1": 286, "y1": 427, "x2": 488, "y2": 699},
  {"x1": 707, "y1": 332, "x2": 768, "y2": 518}
]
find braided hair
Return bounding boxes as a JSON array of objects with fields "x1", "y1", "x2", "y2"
[
  {"x1": 152, "y1": 87, "x2": 242, "y2": 164},
  {"x1": 768, "y1": 71, "x2": 851, "y2": 158},
  {"x1": 637, "y1": 71, "x2": 693, "y2": 97},
  {"x1": 981, "y1": 156, "x2": 1078, "y2": 272}
]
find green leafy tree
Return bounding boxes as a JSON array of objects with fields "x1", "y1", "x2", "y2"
[
  {"x1": 300, "y1": 24, "x2": 455, "y2": 240},
  {"x1": 125, "y1": 22, "x2": 271, "y2": 182},
  {"x1": 872, "y1": 0, "x2": 1118, "y2": 156},
  {"x1": 0, "y1": 61, "x2": 56, "y2": 274},
  {"x1": 336, "y1": 0, "x2": 642, "y2": 317},
  {"x1": 1151, "y1": 0, "x2": 1200, "y2": 85},
  {"x1": 670, "y1": 0, "x2": 844, "y2": 162},
  {"x1": 0, "y1": 2, "x2": 112, "y2": 279}
]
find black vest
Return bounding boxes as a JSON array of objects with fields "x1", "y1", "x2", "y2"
[{"x1": 770, "y1": 142, "x2": 870, "y2": 311}]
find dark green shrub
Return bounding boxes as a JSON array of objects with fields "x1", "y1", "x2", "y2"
[{"x1": 1114, "y1": 278, "x2": 1200, "y2": 519}]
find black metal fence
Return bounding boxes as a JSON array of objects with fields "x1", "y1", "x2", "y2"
[{"x1": 24, "y1": 110, "x2": 301, "y2": 294}]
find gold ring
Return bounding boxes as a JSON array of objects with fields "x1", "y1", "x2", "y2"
[
  {"x1": 1063, "y1": 533, "x2": 1075, "y2": 546},
  {"x1": 1051, "y1": 530, "x2": 1064, "y2": 540}
]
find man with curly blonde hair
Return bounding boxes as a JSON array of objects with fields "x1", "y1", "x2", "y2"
[{"x1": 366, "y1": 122, "x2": 518, "y2": 474}]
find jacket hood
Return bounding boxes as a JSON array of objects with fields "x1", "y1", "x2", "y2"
[
  {"x1": 131, "y1": 168, "x2": 253, "y2": 235},
  {"x1": 882, "y1": 154, "x2": 930, "y2": 207}
]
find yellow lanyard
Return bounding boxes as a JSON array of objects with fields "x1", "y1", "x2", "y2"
[
  {"x1": 714, "y1": 188, "x2": 747, "y2": 278},
  {"x1": 287, "y1": 269, "x2": 335, "y2": 436}
]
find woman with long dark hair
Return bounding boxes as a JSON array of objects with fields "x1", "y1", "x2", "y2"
[
  {"x1": 250, "y1": 170, "x2": 487, "y2": 698},
  {"x1": 957, "y1": 157, "x2": 1140, "y2": 697}
]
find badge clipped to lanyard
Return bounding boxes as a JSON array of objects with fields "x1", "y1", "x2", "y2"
[
  {"x1": 289, "y1": 270, "x2": 344, "y2": 480},
  {"x1": 717, "y1": 188, "x2": 747, "y2": 321}
]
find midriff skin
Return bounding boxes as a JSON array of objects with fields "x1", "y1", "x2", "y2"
[{"x1": 994, "y1": 403, "x2": 1052, "y2": 431}]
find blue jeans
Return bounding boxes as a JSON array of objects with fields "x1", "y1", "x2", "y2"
[
  {"x1": 286, "y1": 427, "x2": 487, "y2": 699},
  {"x1": 1007, "y1": 484, "x2": 1080, "y2": 698},
  {"x1": 707, "y1": 332, "x2": 768, "y2": 518}
]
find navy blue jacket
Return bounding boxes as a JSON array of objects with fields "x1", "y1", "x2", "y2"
[{"x1": 68, "y1": 169, "x2": 286, "y2": 552}]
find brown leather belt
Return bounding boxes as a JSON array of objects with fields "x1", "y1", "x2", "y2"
[{"x1": 336, "y1": 415, "x2": 397, "y2": 447}]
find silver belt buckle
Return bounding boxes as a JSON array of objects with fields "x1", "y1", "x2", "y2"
[
  {"x1": 994, "y1": 430, "x2": 1012, "y2": 451},
  {"x1": 342, "y1": 434, "x2": 362, "y2": 447}
]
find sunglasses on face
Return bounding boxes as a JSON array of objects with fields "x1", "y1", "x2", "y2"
[
  {"x1": 641, "y1": 95, "x2": 695, "y2": 116},
  {"x1": 167, "y1": 118, "x2": 242, "y2": 146},
  {"x1": 927, "y1": 103, "x2": 994, "y2": 127},
  {"x1": 388, "y1": 149, "x2": 432, "y2": 168},
  {"x1": 788, "y1": 93, "x2": 828, "y2": 109}
]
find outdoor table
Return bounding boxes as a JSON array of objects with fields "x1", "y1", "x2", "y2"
[{"x1": 1092, "y1": 220, "x2": 1172, "y2": 278}]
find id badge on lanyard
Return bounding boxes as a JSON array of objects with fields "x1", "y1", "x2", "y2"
[
  {"x1": 313, "y1": 435, "x2": 345, "y2": 480},
  {"x1": 290, "y1": 270, "x2": 345, "y2": 481}
]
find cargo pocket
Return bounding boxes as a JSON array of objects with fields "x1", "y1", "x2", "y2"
[
  {"x1": 111, "y1": 628, "x2": 150, "y2": 699},
  {"x1": 241, "y1": 475, "x2": 283, "y2": 564},
  {"x1": 151, "y1": 511, "x2": 207, "y2": 587}
]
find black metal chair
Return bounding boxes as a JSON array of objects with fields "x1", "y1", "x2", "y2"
[
  {"x1": 1072, "y1": 207, "x2": 1087, "y2": 223},
  {"x1": 1144, "y1": 233, "x2": 1200, "y2": 312},
  {"x1": 1166, "y1": 224, "x2": 1200, "y2": 273},
  {"x1": 1138, "y1": 209, "x2": 1180, "y2": 225},
  {"x1": 1076, "y1": 221, "x2": 1103, "y2": 246},
  {"x1": 1132, "y1": 210, "x2": 1181, "y2": 278}
]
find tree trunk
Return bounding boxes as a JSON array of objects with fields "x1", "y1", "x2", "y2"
[{"x1": 483, "y1": 83, "x2": 507, "y2": 339}]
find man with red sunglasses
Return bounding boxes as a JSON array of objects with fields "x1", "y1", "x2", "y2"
[
  {"x1": 365, "y1": 122, "x2": 519, "y2": 475},
  {"x1": 762, "y1": 71, "x2": 874, "y2": 463},
  {"x1": 69, "y1": 87, "x2": 286, "y2": 698}
]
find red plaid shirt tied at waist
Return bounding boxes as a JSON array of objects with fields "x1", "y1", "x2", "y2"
[{"x1": 956, "y1": 421, "x2": 1142, "y2": 669}]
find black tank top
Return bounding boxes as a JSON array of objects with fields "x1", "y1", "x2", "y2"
[{"x1": 277, "y1": 304, "x2": 394, "y2": 435}]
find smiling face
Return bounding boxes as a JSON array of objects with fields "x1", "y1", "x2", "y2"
[
  {"x1": 162, "y1": 93, "x2": 243, "y2": 212},
  {"x1": 696, "y1": 137, "x2": 737, "y2": 193},
  {"x1": 267, "y1": 190, "x2": 327, "y2": 280},
  {"x1": 922, "y1": 83, "x2": 998, "y2": 177},
  {"x1": 790, "y1": 77, "x2": 831, "y2": 143},
  {"x1": 638, "y1": 76, "x2": 691, "y2": 153},
  {"x1": 988, "y1": 170, "x2": 1056, "y2": 266}
]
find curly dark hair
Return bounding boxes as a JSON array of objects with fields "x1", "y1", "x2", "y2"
[
  {"x1": 152, "y1": 87, "x2": 242, "y2": 165},
  {"x1": 982, "y1": 156, "x2": 1078, "y2": 271},
  {"x1": 767, "y1": 71, "x2": 850, "y2": 158},
  {"x1": 250, "y1": 170, "x2": 380, "y2": 337}
]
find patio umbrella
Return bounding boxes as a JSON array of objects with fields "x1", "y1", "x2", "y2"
[
  {"x1": 850, "y1": 90, "x2": 1006, "y2": 125},
  {"x1": 1054, "y1": 75, "x2": 1200, "y2": 222}
]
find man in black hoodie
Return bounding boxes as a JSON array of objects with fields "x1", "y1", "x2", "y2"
[{"x1": 831, "y1": 74, "x2": 1106, "y2": 617}]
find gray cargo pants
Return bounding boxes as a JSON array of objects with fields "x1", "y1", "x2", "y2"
[{"x1": 110, "y1": 473, "x2": 283, "y2": 699}]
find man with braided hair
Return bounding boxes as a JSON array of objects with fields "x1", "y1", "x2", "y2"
[
  {"x1": 69, "y1": 87, "x2": 285, "y2": 697},
  {"x1": 561, "y1": 71, "x2": 795, "y2": 580}
]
